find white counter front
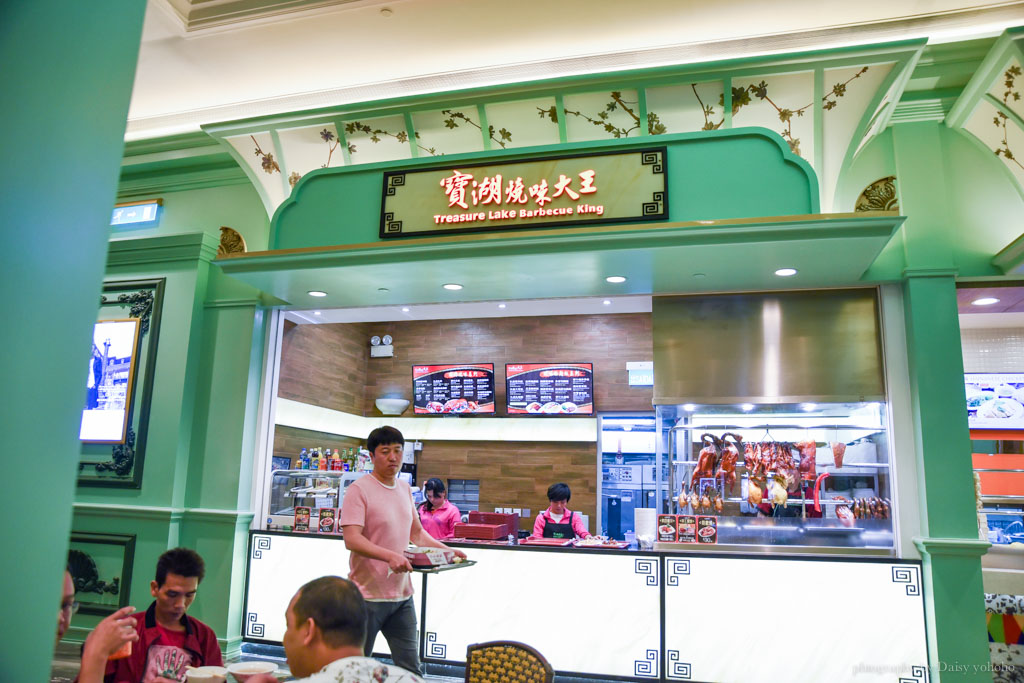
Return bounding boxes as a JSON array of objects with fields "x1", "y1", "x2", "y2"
[{"x1": 243, "y1": 532, "x2": 928, "y2": 681}]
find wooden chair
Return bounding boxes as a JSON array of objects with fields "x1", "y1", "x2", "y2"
[{"x1": 464, "y1": 640, "x2": 554, "y2": 683}]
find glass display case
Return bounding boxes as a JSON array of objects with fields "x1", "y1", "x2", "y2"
[
  {"x1": 265, "y1": 470, "x2": 367, "y2": 529},
  {"x1": 654, "y1": 402, "x2": 894, "y2": 552}
]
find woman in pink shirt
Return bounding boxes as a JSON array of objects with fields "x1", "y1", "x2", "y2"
[
  {"x1": 417, "y1": 478, "x2": 461, "y2": 540},
  {"x1": 532, "y1": 482, "x2": 592, "y2": 540}
]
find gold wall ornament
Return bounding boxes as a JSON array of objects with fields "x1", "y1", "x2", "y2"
[
  {"x1": 855, "y1": 176, "x2": 898, "y2": 212},
  {"x1": 218, "y1": 226, "x2": 247, "y2": 256}
]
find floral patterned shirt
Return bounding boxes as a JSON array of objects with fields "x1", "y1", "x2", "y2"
[{"x1": 294, "y1": 656, "x2": 423, "y2": 683}]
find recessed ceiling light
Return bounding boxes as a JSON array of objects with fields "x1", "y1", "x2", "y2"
[
  {"x1": 605, "y1": 276, "x2": 627, "y2": 283},
  {"x1": 740, "y1": 403, "x2": 755, "y2": 412},
  {"x1": 682, "y1": 404, "x2": 696, "y2": 412},
  {"x1": 401, "y1": 307, "x2": 410, "y2": 313},
  {"x1": 498, "y1": 303, "x2": 506, "y2": 309},
  {"x1": 972, "y1": 297, "x2": 1000, "y2": 306},
  {"x1": 308, "y1": 290, "x2": 327, "y2": 297},
  {"x1": 801, "y1": 402, "x2": 816, "y2": 411},
  {"x1": 602, "y1": 299, "x2": 612, "y2": 305},
  {"x1": 442, "y1": 283, "x2": 463, "y2": 291},
  {"x1": 623, "y1": 425, "x2": 633, "y2": 431},
  {"x1": 775, "y1": 268, "x2": 798, "y2": 277},
  {"x1": 313, "y1": 311, "x2": 322, "y2": 316},
  {"x1": 692, "y1": 273, "x2": 706, "y2": 279},
  {"x1": 378, "y1": 287, "x2": 390, "y2": 293}
]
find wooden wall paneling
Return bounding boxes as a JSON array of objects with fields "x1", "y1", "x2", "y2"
[
  {"x1": 278, "y1": 321, "x2": 370, "y2": 413},
  {"x1": 273, "y1": 425, "x2": 365, "y2": 469}
]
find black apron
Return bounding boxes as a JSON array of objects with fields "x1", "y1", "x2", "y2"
[{"x1": 542, "y1": 511, "x2": 576, "y2": 539}]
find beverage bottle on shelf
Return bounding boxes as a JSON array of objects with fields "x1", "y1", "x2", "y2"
[
  {"x1": 318, "y1": 447, "x2": 328, "y2": 470},
  {"x1": 311, "y1": 448, "x2": 320, "y2": 470},
  {"x1": 330, "y1": 449, "x2": 341, "y2": 471}
]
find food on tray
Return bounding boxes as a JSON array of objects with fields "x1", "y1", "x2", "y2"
[
  {"x1": 404, "y1": 546, "x2": 456, "y2": 567},
  {"x1": 831, "y1": 442, "x2": 846, "y2": 468},
  {"x1": 979, "y1": 398, "x2": 1023, "y2": 419}
]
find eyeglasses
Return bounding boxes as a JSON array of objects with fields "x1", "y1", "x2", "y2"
[{"x1": 60, "y1": 601, "x2": 80, "y2": 616}]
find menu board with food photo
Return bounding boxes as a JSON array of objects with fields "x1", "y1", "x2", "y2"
[
  {"x1": 677, "y1": 515, "x2": 697, "y2": 543},
  {"x1": 966, "y1": 373, "x2": 1024, "y2": 429},
  {"x1": 658, "y1": 515, "x2": 678, "y2": 542},
  {"x1": 318, "y1": 508, "x2": 336, "y2": 534},
  {"x1": 696, "y1": 516, "x2": 718, "y2": 544},
  {"x1": 412, "y1": 364, "x2": 495, "y2": 415},
  {"x1": 506, "y1": 362, "x2": 594, "y2": 415},
  {"x1": 294, "y1": 506, "x2": 311, "y2": 533}
]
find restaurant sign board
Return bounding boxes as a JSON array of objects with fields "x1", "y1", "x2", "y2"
[{"x1": 380, "y1": 148, "x2": 667, "y2": 238}]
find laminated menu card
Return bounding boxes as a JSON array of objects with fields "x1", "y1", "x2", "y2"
[
  {"x1": 318, "y1": 508, "x2": 336, "y2": 534},
  {"x1": 658, "y1": 514, "x2": 678, "y2": 542},
  {"x1": 696, "y1": 516, "x2": 717, "y2": 544},
  {"x1": 677, "y1": 516, "x2": 697, "y2": 543},
  {"x1": 294, "y1": 506, "x2": 311, "y2": 533}
]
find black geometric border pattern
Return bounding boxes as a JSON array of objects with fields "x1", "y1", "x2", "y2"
[
  {"x1": 641, "y1": 151, "x2": 664, "y2": 174},
  {"x1": 246, "y1": 612, "x2": 265, "y2": 638},
  {"x1": 251, "y1": 535, "x2": 271, "y2": 560},
  {"x1": 386, "y1": 173, "x2": 406, "y2": 196},
  {"x1": 635, "y1": 558, "x2": 659, "y2": 587},
  {"x1": 667, "y1": 558, "x2": 690, "y2": 586},
  {"x1": 892, "y1": 565, "x2": 921, "y2": 597},
  {"x1": 383, "y1": 211, "x2": 403, "y2": 234},
  {"x1": 425, "y1": 632, "x2": 446, "y2": 659},
  {"x1": 634, "y1": 649, "x2": 659, "y2": 678},
  {"x1": 666, "y1": 650, "x2": 692, "y2": 680},
  {"x1": 643, "y1": 191, "x2": 665, "y2": 217},
  {"x1": 899, "y1": 665, "x2": 929, "y2": 683}
]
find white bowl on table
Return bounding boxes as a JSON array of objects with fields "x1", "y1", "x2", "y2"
[
  {"x1": 227, "y1": 661, "x2": 279, "y2": 682},
  {"x1": 185, "y1": 666, "x2": 228, "y2": 683}
]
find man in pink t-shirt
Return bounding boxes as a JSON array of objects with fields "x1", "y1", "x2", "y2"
[{"x1": 339, "y1": 426, "x2": 465, "y2": 675}]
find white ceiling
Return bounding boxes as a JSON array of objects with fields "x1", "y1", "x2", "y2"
[
  {"x1": 284, "y1": 294, "x2": 652, "y2": 324},
  {"x1": 127, "y1": 0, "x2": 1024, "y2": 139}
]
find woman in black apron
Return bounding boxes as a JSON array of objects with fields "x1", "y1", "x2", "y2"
[{"x1": 532, "y1": 482, "x2": 593, "y2": 539}]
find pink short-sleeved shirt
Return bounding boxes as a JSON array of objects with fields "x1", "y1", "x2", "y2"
[
  {"x1": 418, "y1": 499, "x2": 460, "y2": 540},
  {"x1": 339, "y1": 475, "x2": 416, "y2": 601}
]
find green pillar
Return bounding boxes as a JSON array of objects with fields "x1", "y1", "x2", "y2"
[
  {"x1": 903, "y1": 274, "x2": 990, "y2": 680},
  {"x1": 0, "y1": 1, "x2": 146, "y2": 680}
]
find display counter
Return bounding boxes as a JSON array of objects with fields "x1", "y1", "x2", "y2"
[{"x1": 243, "y1": 531, "x2": 928, "y2": 682}]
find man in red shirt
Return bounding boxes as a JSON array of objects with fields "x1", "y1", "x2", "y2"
[{"x1": 102, "y1": 547, "x2": 222, "y2": 683}]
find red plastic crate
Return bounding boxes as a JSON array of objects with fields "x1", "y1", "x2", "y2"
[{"x1": 453, "y1": 522, "x2": 507, "y2": 540}]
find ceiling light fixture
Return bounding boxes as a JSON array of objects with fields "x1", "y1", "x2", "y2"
[
  {"x1": 605, "y1": 276, "x2": 627, "y2": 283},
  {"x1": 692, "y1": 273, "x2": 706, "y2": 279},
  {"x1": 801, "y1": 402, "x2": 816, "y2": 411},
  {"x1": 442, "y1": 283, "x2": 463, "y2": 291},
  {"x1": 314, "y1": 311, "x2": 322, "y2": 316},
  {"x1": 401, "y1": 307, "x2": 410, "y2": 313},
  {"x1": 378, "y1": 287, "x2": 390, "y2": 293},
  {"x1": 682, "y1": 404, "x2": 696, "y2": 412},
  {"x1": 498, "y1": 303, "x2": 507, "y2": 309},
  {"x1": 972, "y1": 297, "x2": 1000, "y2": 306},
  {"x1": 602, "y1": 299, "x2": 612, "y2": 305},
  {"x1": 740, "y1": 403, "x2": 755, "y2": 412},
  {"x1": 774, "y1": 268, "x2": 798, "y2": 277},
  {"x1": 307, "y1": 290, "x2": 327, "y2": 297}
]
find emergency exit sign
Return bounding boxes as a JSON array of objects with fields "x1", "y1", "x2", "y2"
[
  {"x1": 627, "y1": 361, "x2": 653, "y2": 386},
  {"x1": 111, "y1": 199, "x2": 161, "y2": 226}
]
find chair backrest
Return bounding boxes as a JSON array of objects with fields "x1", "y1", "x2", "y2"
[{"x1": 465, "y1": 640, "x2": 554, "y2": 683}]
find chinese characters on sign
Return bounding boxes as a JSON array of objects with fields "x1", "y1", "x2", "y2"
[
  {"x1": 379, "y1": 148, "x2": 667, "y2": 238},
  {"x1": 437, "y1": 170, "x2": 602, "y2": 224}
]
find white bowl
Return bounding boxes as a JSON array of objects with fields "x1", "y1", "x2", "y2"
[
  {"x1": 375, "y1": 397, "x2": 410, "y2": 415},
  {"x1": 186, "y1": 666, "x2": 228, "y2": 683},
  {"x1": 227, "y1": 661, "x2": 278, "y2": 682}
]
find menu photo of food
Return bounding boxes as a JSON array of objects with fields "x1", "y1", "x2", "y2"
[
  {"x1": 966, "y1": 373, "x2": 1024, "y2": 429},
  {"x1": 294, "y1": 506, "x2": 311, "y2": 533},
  {"x1": 677, "y1": 515, "x2": 697, "y2": 543},
  {"x1": 412, "y1": 364, "x2": 495, "y2": 415},
  {"x1": 318, "y1": 508, "x2": 337, "y2": 534},
  {"x1": 658, "y1": 514, "x2": 677, "y2": 542}
]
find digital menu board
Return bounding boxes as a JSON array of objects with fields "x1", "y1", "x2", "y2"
[
  {"x1": 412, "y1": 364, "x2": 495, "y2": 414},
  {"x1": 506, "y1": 363, "x2": 594, "y2": 415},
  {"x1": 966, "y1": 373, "x2": 1024, "y2": 429}
]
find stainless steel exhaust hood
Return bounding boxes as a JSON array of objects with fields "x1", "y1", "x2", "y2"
[{"x1": 652, "y1": 289, "x2": 885, "y2": 404}]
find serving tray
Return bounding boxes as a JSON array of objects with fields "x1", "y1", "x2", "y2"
[{"x1": 410, "y1": 559, "x2": 478, "y2": 573}]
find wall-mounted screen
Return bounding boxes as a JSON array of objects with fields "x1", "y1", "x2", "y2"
[
  {"x1": 966, "y1": 373, "x2": 1024, "y2": 429},
  {"x1": 506, "y1": 363, "x2": 594, "y2": 415},
  {"x1": 80, "y1": 319, "x2": 141, "y2": 443},
  {"x1": 412, "y1": 364, "x2": 495, "y2": 414}
]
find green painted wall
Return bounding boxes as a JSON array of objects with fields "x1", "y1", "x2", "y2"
[
  {"x1": 0, "y1": 1, "x2": 146, "y2": 680},
  {"x1": 272, "y1": 128, "x2": 819, "y2": 250}
]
